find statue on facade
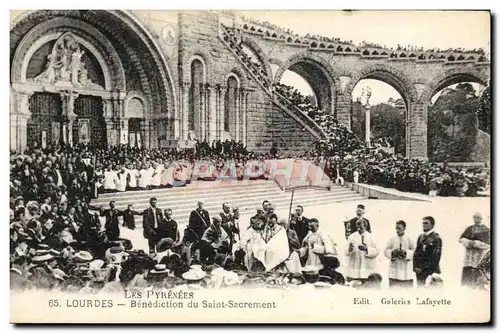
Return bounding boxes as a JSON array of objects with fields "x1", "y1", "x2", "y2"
[{"x1": 33, "y1": 32, "x2": 103, "y2": 90}]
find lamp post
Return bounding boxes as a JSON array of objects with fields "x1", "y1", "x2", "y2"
[{"x1": 362, "y1": 87, "x2": 372, "y2": 148}]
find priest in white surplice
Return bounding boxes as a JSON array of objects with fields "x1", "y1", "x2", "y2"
[
  {"x1": 384, "y1": 220, "x2": 415, "y2": 288},
  {"x1": 298, "y1": 218, "x2": 338, "y2": 269},
  {"x1": 259, "y1": 214, "x2": 289, "y2": 272},
  {"x1": 345, "y1": 218, "x2": 379, "y2": 282}
]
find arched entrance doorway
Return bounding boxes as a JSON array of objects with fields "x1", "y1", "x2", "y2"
[{"x1": 10, "y1": 10, "x2": 176, "y2": 152}]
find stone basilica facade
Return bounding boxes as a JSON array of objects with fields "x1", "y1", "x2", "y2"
[{"x1": 10, "y1": 10, "x2": 490, "y2": 159}]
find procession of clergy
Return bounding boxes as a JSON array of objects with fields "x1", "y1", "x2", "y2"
[{"x1": 138, "y1": 196, "x2": 491, "y2": 289}]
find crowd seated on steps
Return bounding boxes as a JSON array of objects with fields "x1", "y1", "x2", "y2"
[
  {"x1": 11, "y1": 186, "x2": 355, "y2": 292},
  {"x1": 274, "y1": 83, "x2": 490, "y2": 197}
]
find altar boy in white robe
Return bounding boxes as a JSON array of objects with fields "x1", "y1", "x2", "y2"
[
  {"x1": 298, "y1": 218, "x2": 338, "y2": 269},
  {"x1": 345, "y1": 219, "x2": 379, "y2": 282},
  {"x1": 384, "y1": 220, "x2": 416, "y2": 288}
]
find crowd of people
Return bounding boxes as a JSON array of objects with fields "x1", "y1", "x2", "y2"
[
  {"x1": 10, "y1": 189, "x2": 491, "y2": 293},
  {"x1": 275, "y1": 83, "x2": 490, "y2": 197},
  {"x1": 9, "y1": 79, "x2": 490, "y2": 295}
]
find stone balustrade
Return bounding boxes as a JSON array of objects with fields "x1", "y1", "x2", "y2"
[
  {"x1": 235, "y1": 21, "x2": 488, "y2": 63},
  {"x1": 220, "y1": 25, "x2": 272, "y2": 90},
  {"x1": 220, "y1": 24, "x2": 326, "y2": 140}
]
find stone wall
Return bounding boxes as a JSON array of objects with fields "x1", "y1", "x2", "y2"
[
  {"x1": 177, "y1": 11, "x2": 316, "y2": 153},
  {"x1": 246, "y1": 89, "x2": 316, "y2": 153}
]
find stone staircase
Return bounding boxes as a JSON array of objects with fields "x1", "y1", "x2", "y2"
[
  {"x1": 218, "y1": 25, "x2": 325, "y2": 140},
  {"x1": 90, "y1": 180, "x2": 365, "y2": 228}
]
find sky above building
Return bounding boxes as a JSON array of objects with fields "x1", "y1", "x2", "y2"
[{"x1": 240, "y1": 10, "x2": 490, "y2": 104}]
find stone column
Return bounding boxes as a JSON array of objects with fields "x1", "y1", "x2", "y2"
[
  {"x1": 116, "y1": 95, "x2": 128, "y2": 146},
  {"x1": 10, "y1": 113, "x2": 31, "y2": 153},
  {"x1": 10, "y1": 91, "x2": 32, "y2": 153},
  {"x1": 407, "y1": 101, "x2": 428, "y2": 160},
  {"x1": 365, "y1": 102, "x2": 371, "y2": 148},
  {"x1": 241, "y1": 89, "x2": 249, "y2": 145},
  {"x1": 181, "y1": 81, "x2": 190, "y2": 140},
  {"x1": 218, "y1": 85, "x2": 227, "y2": 140},
  {"x1": 208, "y1": 84, "x2": 217, "y2": 142},
  {"x1": 235, "y1": 88, "x2": 241, "y2": 141},
  {"x1": 335, "y1": 92, "x2": 352, "y2": 130},
  {"x1": 140, "y1": 119, "x2": 151, "y2": 149},
  {"x1": 199, "y1": 83, "x2": 206, "y2": 141}
]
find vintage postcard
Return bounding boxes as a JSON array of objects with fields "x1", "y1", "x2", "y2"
[{"x1": 9, "y1": 10, "x2": 491, "y2": 323}]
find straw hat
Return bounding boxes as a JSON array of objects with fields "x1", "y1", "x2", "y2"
[
  {"x1": 190, "y1": 265, "x2": 203, "y2": 272},
  {"x1": 75, "y1": 251, "x2": 93, "y2": 263},
  {"x1": 31, "y1": 253, "x2": 54, "y2": 263},
  {"x1": 34, "y1": 249, "x2": 50, "y2": 256},
  {"x1": 150, "y1": 264, "x2": 170, "y2": 275},
  {"x1": 314, "y1": 281, "x2": 332, "y2": 288},
  {"x1": 182, "y1": 268, "x2": 206, "y2": 281}
]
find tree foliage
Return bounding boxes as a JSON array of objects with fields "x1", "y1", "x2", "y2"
[
  {"x1": 476, "y1": 85, "x2": 491, "y2": 135},
  {"x1": 351, "y1": 98, "x2": 406, "y2": 154},
  {"x1": 428, "y1": 83, "x2": 479, "y2": 162}
]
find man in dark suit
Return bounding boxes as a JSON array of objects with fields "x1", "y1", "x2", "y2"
[
  {"x1": 122, "y1": 204, "x2": 141, "y2": 230},
  {"x1": 290, "y1": 205, "x2": 310, "y2": 244},
  {"x1": 142, "y1": 197, "x2": 164, "y2": 254},
  {"x1": 185, "y1": 200, "x2": 210, "y2": 244},
  {"x1": 344, "y1": 204, "x2": 371, "y2": 240},
  {"x1": 159, "y1": 208, "x2": 180, "y2": 245},
  {"x1": 102, "y1": 201, "x2": 122, "y2": 241},
  {"x1": 413, "y1": 216, "x2": 442, "y2": 286},
  {"x1": 220, "y1": 202, "x2": 239, "y2": 247}
]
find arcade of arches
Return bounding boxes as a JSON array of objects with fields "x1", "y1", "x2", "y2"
[{"x1": 10, "y1": 10, "x2": 490, "y2": 161}]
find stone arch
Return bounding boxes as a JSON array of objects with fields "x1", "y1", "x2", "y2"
[
  {"x1": 11, "y1": 17, "x2": 125, "y2": 91},
  {"x1": 345, "y1": 63, "x2": 417, "y2": 107},
  {"x1": 273, "y1": 52, "x2": 340, "y2": 114},
  {"x1": 113, "y1": 10, "x2": 177, "y2": 115},
  {"x1": 222, "y1": 68, "x2": 247, "y2": 88},
  {"x1": 345, "y1": 64, "x2": 417, "y2": 158},
  {"x1": 187, "y1": 54, "x2": 208, "y2": 83},
  {"x1": 269, "y1": 58, "x2": 284, "y2": 80},
  {"x1": 124, "y1": 91, "x2": 150, "y2": 118},
  {"x1": 238, "y1": 35, "x2": 273, "y2": 82},
  {"x1": 19, "y1": 31, "x2": 117, "y2": 91},
  {"x1": 269, "y1": 58, "x2": 285, "y2": 68},
  {"x1": 421, "y1": 66, "x2": 490, "y2": 105},
  {"x1": 183, "y1": 49, "x2": 211, "y2": 84},
  {"x1": 10, "y1": 10, "x2": 177, "y2": 117}
]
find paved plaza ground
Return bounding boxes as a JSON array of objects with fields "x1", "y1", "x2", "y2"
[{"x1": 119, "y1": 195, "x2": 491, "y2": 289}]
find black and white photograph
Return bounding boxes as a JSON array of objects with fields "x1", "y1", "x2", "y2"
[{"x1": 8, "y1": 9, "x2": 491, "y2": 323}]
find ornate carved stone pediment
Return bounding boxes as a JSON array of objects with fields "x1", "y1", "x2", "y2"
[{"x1": 32, "y1": 32, "x2": 104, "y2": 90}]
